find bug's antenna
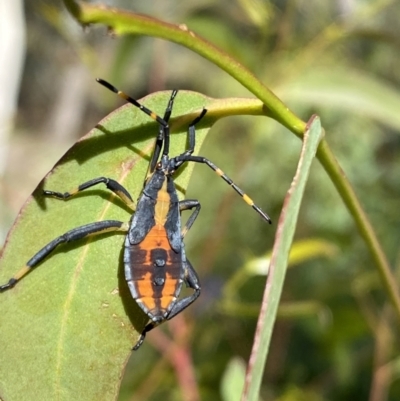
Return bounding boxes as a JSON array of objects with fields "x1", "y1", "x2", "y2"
[{"x1": 96, "y1": 78, "x2": 168, "y2": 129}]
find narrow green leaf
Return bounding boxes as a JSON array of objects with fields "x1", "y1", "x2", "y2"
[
  {"x1": 0, "y1": 91, "x2": 265, "y2": 401},
  {"x1": 241, "y1": 116, "x2": 324, "y2": 401}
]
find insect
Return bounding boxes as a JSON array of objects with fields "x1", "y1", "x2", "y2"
[{"x1": 0, "y1": 80, "x2": 271, "y2": 349}]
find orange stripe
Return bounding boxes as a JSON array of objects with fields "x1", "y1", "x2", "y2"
[
  {"x1": 162, "y1": 273, "x2": 179, "y2": 296},
  {"x1": 160, "y1": 272, "x2": 180, "y2": 309},
  {"x1": 140, "y1": 297, "x2": 156, "y2": 311},
  {"x1": 160, "y1": 296, "x2": 175, "y2": 310},
  {"x1": 137, "y1": 226, "x2": 170, "y2": 255},
  {"x1": 136, "y1": 272, "x2": 154, "y2": 297}
]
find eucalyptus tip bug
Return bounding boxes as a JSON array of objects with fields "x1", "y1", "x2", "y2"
[{"x1": 1, "y1": 80, "x2": 271, "y2": 349}]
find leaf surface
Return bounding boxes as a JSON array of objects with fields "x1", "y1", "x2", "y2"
[{"x1": 0, "y1": 90, "x2": 266, "y2": 401}]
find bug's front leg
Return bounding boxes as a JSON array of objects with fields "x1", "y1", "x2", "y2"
[{"x1": 44, "y1": 177, "x2": 135, "y2": 210}]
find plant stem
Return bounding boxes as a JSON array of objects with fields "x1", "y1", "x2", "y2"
[
  {"x1": 63, "y1": 0, "x2": 306, "y2": 135},
  {"x1": 317, "y1": 140, "x2": 400, "y2": 319}
]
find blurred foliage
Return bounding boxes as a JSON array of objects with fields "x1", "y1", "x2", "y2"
[{"x1": 1, "y1": 0, "x2": 400, "y2": 400}]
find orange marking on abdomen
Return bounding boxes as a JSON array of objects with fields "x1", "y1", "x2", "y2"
[
  {"x1": 139, "y1": 225, "x2": 170, "y2": 250},
  {"x1": 160, "y1": 296, "x2": 175, "y2": 310},
  {"x1": 136, "y1": 272, "x2": 154, "y2": 297},
  {"x1": 135, "y1": 225, "x2": 170, "y2": 265},
  {"x1": 129, "y1": 223, "x2": 182, "y2": 315},
  {"x1": 162, "y1": 273, "x2": 179, "y2": 296},
  {"x1": 136, "y1": 272, "x2": 158, "y2": 312},
  {"x1": 160, "y1": 273, "x2": 180, "y2": 309},
  {"x1": 140, "y1": 297, "x2": 156, "y2": 311}
]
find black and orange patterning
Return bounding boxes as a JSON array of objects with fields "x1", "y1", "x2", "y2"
[{"x1": 0, "y1": 79, "x2": 271, "y2": 350}]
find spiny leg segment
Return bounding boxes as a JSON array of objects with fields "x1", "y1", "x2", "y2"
[
  {"x1": 167, "y1": 258, "x2": 200, "y2": 320},
  {"x1": 0, "y1": 220, "x2": 129, "y2": 292}
]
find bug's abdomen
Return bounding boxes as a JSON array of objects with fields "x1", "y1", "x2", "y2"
[{"x1": 124, "y1": 225, "x2": 183, "y2": 319}]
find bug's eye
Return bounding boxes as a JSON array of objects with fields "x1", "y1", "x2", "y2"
[{"x1": 156, "y1": 162, "x2": 162, "y2": 169}]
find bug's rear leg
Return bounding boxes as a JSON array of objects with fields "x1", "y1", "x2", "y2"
[
  {"x1": 132, "y1": 318, "x2": 162, "y2": 351},
  {"x1": 132, "y1": 257, "x2": 201, "y2": 351},
  {"x1": 179, "y1": 199, "x2": 201, "y2": 239},
  {"x1": 0, "y1": 220, "x2": 129, "y2": 292},
  {"x1": 167, "y1": 257, "x2": 201, "y2": 320},
  {"x1": 44, "y1": 177, "x2": 135, "y2": 210}
]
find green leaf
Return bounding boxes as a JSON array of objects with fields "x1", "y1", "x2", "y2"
[
  {"x1": 242, "y1": 116, "x2": 324, "y2": 401},
  {"x1": 0, "y1": 90, "x2": 266, "y2": 401}
]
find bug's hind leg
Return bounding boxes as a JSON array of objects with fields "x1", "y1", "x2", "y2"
[
  {"x1": 167, "y1": 257, "x2": 201, "y2": 320},
  {"x1": 179, "y1": 199, "x2": 201, "y2": 239},
  {"x1": 0, "y1": 220, "x2": 128, "y2": 292},
  {"x1": 132, "y1": 320, "x2": 159, "y2": 351}
]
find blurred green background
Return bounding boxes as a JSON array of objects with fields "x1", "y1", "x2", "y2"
[{"x1": 1, "y1": 1, "x2": 400, "y2": 400}]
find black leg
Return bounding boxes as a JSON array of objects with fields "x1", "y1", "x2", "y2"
[
  {"x1": 44, "y1": 177, "x2": 134, "y2": 209},
  {"x1": 169, "y1": 107, "x2": 270, "y2": 224},
  {"x1": 172, "y1": 109, "x2": 207, "y2": 169},
  {"x1": 167, "y1": 258, "x2": 201, "y2": 320},
  {"x1": 132, "y1": 321, "x2": 158, "y2": 351},
  {"x1": 175, "y1": 155, "x2": 272, "y2": 224},
  {"x1": 150, "y1": 90, "x2": 179, "y2": 172},
  {"x1": 179, "y1": 199, "x2": 201, "y2": 239},
  {"x1": 186, "y1": 108, "x2": 207, "y2": 156},
  {"x1": 0, "y1": 220, "x2": 128, "y2": 291}
]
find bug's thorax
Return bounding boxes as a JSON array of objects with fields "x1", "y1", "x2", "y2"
[
  {"x1": 154, "y1": 176, "x2": 170, "y2": 227},
  {"x1": 148, "y1": 154, "x2": 175, "y2": 227}
]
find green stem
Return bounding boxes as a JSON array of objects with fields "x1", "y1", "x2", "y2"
[
  {"x1": 316, "y1": 140, "x2": 400, "y2": 320},
  {"x1": 63, "y1": 0, "x2": 305, "y2": 135},
  {"x1": 63, "y1": 0, "x2": 400, "y2": 321}
]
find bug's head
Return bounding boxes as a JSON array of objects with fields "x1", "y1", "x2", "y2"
[{"x1": 154, "y1": 154, "x2": 171, "y2": 174}]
